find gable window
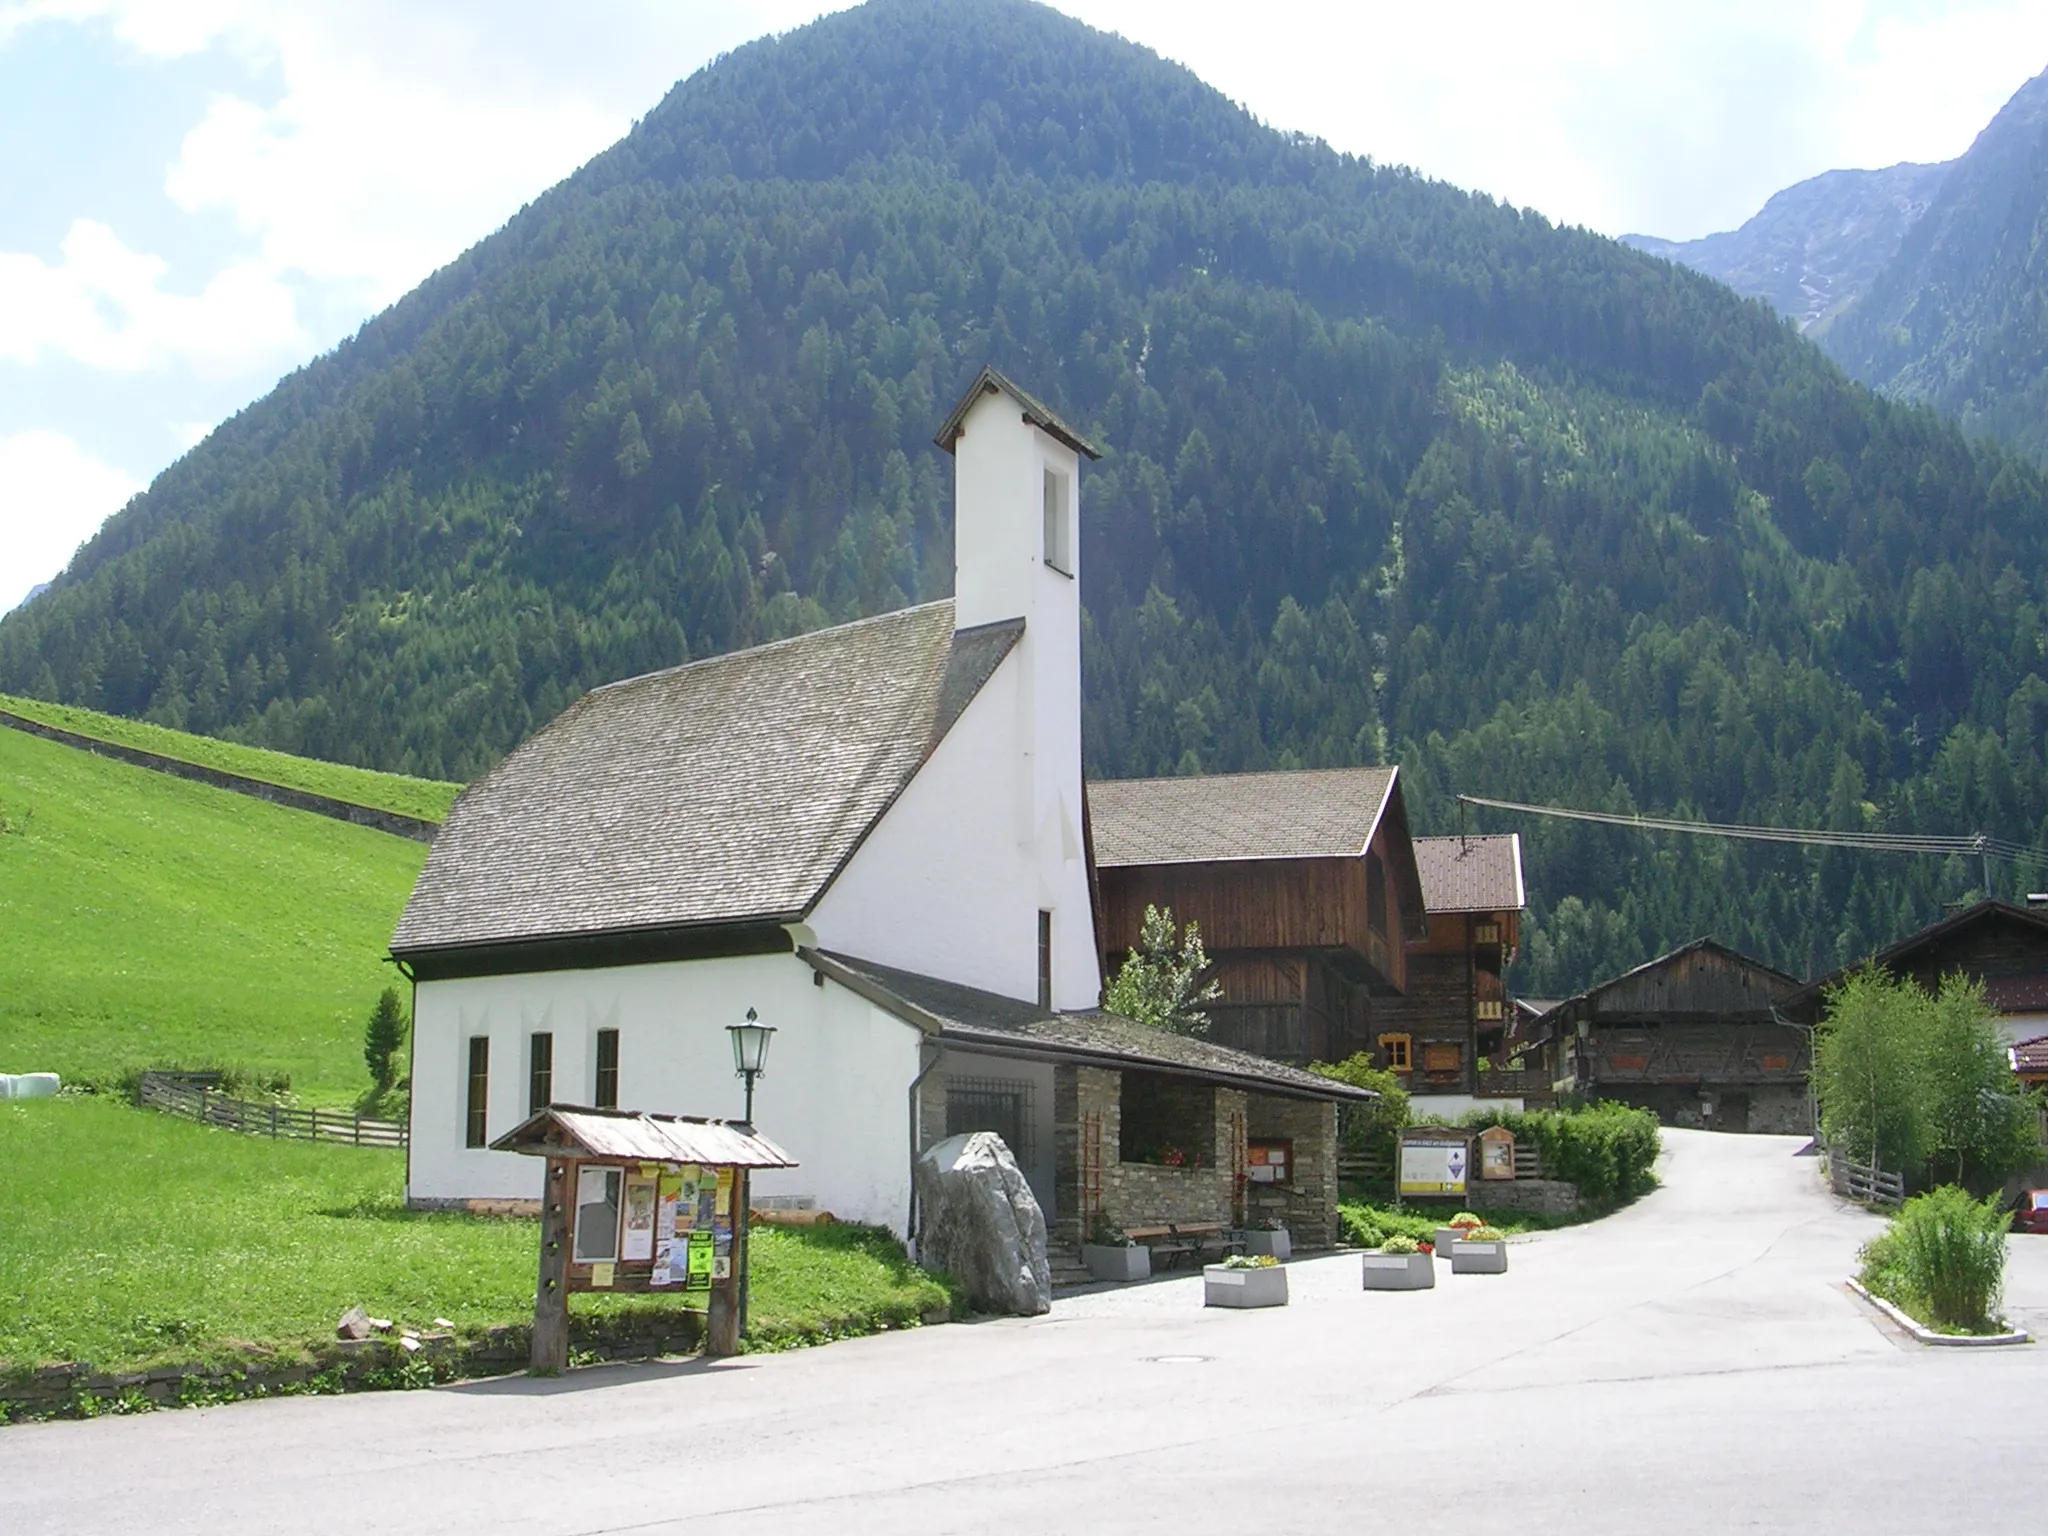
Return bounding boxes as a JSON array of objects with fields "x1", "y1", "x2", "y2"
[
  {"x1": 464, "y1": 1035, "x2": 490, "y2": 1148},
  {"x1": 1038, "y1": 910, "x2": 1053, "y2": 1010},
  {"x1": 1378, "y1": 1033, "x2": 1412, "y2": 1073},
  {"x1": 1042, "y1": 468, "x2": 1072, "y2": 576},
  {"x1": 528, "y1": 1031, "x2": 553, "y2": 1116},
  {"x1": 594, "y1": 1028, "x2": 620, "y2": 1110}
]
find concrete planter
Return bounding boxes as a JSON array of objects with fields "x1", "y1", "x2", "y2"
[
  {"x1": 1240, "y1": 1228, "x2": 1291, "y2": 1260},
  {"x1": 1450, "y1": 1239, "x2": 1509, "y2": 1274},
  {"x1": 1434, "y1": 1226, "x2": 1474, "y2": 1256},
  {"x1": 1361, "y1": 1251, "x2": 1436, "y2": 1290},
  {"x1": 1082, "y1": 1244, "x2": 1151, "y2": 1282},
  {"x1": 1203, "y1": 1264, "x2": 1289, "y2": 1308}
]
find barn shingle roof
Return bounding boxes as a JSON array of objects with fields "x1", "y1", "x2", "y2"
[
  {"x1": 1088, "y1": 767, "x2": 1399, "y2": 867},
  {"x1": 392, "y1": 601, "x2": 1020, "y2": 955},
  {"x1": 1413, "y1": 834, "x2": 1525, "y2": 913}
]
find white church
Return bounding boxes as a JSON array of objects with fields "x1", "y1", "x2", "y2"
[{"x1": 392, "y1": 369, "x2": 1366, "y2": 1247}]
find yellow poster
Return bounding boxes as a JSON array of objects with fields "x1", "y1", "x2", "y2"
[{"x1": 714, "y1": 1167, "x2": 733, "y2": 1217}]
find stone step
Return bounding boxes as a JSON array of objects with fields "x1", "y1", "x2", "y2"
[{"x1": 1047, "y1": 1245, "x2": 1094, "y2": 1290}]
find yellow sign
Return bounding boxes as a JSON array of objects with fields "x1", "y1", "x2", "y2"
[{"x1": 590, "y1": 1261, "x2": 615, "y2": 1289}]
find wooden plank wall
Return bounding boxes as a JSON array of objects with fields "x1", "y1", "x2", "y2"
[{"x1": 1590, "y1": 946, "x2": 1798, "y2": 1021}]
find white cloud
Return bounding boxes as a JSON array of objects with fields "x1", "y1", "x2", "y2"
[
  {"x1": 0, "y1": 218, "x2": 305, "y2": 374},
  {"x1": 0, "y1": 429, "x2": 143, "y2": 611}
]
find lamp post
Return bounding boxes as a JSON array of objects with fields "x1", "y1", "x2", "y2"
[{"x1": 727, "y1": 1007, "x2": 775, "y2": 1123}]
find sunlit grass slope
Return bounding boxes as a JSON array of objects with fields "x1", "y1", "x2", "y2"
[
  {"x1": 0, "y1": 727, "x2": 425, "y2": 1102},
  {"x1": 0, "y1": 692, "x2": 463, "y2": 822}
]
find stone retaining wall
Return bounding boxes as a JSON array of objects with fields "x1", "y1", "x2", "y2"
[
  {"x1": 1467, "y1": 1178, "x2": 1581, "y2": 1217},
  {"x1": 0, "y1": 709, "x2": 440, "y2": 843}
]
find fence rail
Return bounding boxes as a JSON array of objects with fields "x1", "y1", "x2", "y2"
[
  {"x1": 138, "y1": 1072, "x2": 407, "y2": 1149},
  {"x1": 1827, "y1": 1148, "x2": 1904, "y2": 1209}
]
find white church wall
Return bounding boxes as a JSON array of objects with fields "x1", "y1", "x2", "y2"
[
  {"x1": 408, "y1": 949, "x2": 927, "y2": 1231},
  {"x1": 810, "y1": 387, "x2": 1100, "y2": 1011}
]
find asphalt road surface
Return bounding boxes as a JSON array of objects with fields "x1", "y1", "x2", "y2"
[{"x1": 9, "y1": 1129, "x2": 2047, "y2": 1534}]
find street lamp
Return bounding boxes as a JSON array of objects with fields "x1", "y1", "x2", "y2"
[{"x1": 727, "y1": 1008, "x2": 775, "y2": 1123}]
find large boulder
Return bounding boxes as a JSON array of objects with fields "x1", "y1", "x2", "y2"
[{"x1": 914, "y1": 1131, "x2": 1051, "y2": 1315}]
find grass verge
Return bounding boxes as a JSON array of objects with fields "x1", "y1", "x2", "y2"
[
  {"x1": 0, "y1": 728, "x2": 425, "y2": 1103},
  {"x1": 0, "y1": 692, "x2": 463, "y2": 822},
  {"x1": 0, "y1": 1099, "x2": 955, "y2": 1386}
]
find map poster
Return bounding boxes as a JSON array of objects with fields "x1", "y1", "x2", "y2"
[{"x1": 1398, "y1": 1135, "x2": 1470, "y2": 1197}]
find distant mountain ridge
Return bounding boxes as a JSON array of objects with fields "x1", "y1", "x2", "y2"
[
  {"x1": 1623, "y1": 161, "x2": 1950, "y2": 331},
  {"x1": 1632, "y1": 64, "x2": 2048, "y2": 462}
]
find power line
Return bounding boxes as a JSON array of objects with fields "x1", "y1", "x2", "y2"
[{"x1": 1456, "y1": 793, "x2": 2048, "y2": 879}]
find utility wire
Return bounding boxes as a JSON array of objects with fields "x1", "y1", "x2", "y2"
[{"x1": 1456, "y1": 793, "x2": 2048, "y2": 876}]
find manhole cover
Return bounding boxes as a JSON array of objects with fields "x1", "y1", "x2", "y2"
[{"x1": 1147, "y1": 1354, "x2": 1211, "y2": 1365}]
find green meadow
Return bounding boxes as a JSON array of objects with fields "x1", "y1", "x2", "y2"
[
  {"x1": 0, "y1": 693, "x2": 464, "y2": 823},
  {"x1": 0, "y1": 1098, "x2": 951, "y2": 1376},
  {"x1": 0, "y1": 726, "x2": 425, "y2": 1102}
]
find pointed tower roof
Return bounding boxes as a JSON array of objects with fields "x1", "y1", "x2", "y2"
[{"x1": 934, "y1": 365, "x2": 1100, "y2": 459}]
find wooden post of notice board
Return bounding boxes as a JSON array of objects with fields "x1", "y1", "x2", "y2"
[{"x1": 532, "y1": 1157, "x2": 571, "y2": 1374}]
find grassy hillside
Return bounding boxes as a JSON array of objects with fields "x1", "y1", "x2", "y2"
[
  {"x1": 0, "y1": 728, "x2": 424, "y2": 1103},
  {"x1": 0, "y1": 1098, "x2": 952, "y2": 1376},
  {"x1": 0, "y1": 693, "x2": 462, "y2": 822}
]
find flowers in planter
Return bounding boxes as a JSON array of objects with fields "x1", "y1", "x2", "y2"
[
  {"x1": 1087, "y1": 1213, "x2": 1134, "y2": 1248},
  {"x1": 1448, "y1": 1211, "x2": 1484, "y2": 1230},
  {"x1": 1462, "y1": 1225, "x2": 1506, "y2": 1242},
  {"x1": 1221, "y1": 1253, "x2": 1280, "y2": 1269},
  {"x1": 1379, "y1": 1234, "x2": 1421, "y2": 1255},
  {"x1": 1158, "y1": 1146, "x2": 1207, "y2": 1169}
]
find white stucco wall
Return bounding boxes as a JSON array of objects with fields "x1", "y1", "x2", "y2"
[
  {"x1": 408, "y1": 949, "x2": 928, "y2": 1232},
  {"x1": 810, "y1": 386, "x2": 1100, "y2": 1011}
]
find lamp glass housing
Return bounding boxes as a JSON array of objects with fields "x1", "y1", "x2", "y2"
[{"x1": 728, "y1": 1010, "x2": 775, "y2": 1076}]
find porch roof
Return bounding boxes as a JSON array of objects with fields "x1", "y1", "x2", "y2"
[
  {"x1": 808, "y1": 950, "x2": 1376, "y2": 1103},
  {"x1": 490, "y1": 1105, "x2": 798, "y2": 1167}
]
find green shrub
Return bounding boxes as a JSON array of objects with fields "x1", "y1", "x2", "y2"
[
  {"x1": 1862, "y1": 1185, "x2": 2010, "y2": 1333},
  {"x1": 1459, "y1": 1103, "x2": 1661, "y2": 1207},
  {"x1": 1310, "y1": 1053, "x2": 1408, "y2": 1173}
]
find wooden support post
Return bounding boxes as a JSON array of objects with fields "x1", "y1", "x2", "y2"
[
  {"x1": 705, "y1": 1167, "x2": 746, "y2": 1358},
  {"x1": 532, "y1": 1157, "x2": 570, "y2": 1374},
  {"x1": 736, "y1": 1168, "x2": 752, "y2": 1339}
]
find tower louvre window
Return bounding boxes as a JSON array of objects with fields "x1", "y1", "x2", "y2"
[{"x1": 1042, "y1": 468, "x2": 1072, "y2": 576}]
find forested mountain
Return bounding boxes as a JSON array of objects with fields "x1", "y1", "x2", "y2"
[
  {"x1": 1624, "y1": 161, "x2": 1949, "y2": 331},
  {"x1": 5, "y1": 0, "x2": 2048, "y2": 996},
  {"x1": 1819, "y1": 66, "x2": 2048, "y2": 461}
]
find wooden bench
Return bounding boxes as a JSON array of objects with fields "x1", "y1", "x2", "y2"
[
  {"x1": 1125, "y1": 1225, "x2": 1196, "y2": 1268},
  {"x1": 1172, "y1": 1222, "x2": 1245, "y2": 1263}
]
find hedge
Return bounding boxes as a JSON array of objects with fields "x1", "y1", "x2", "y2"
[{"x1": 1451, "y1": 1103, "x2": 1662, "y2": 1208}]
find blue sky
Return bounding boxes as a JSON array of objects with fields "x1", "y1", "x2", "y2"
[{"x1": 4, "y1": 0, "x2": 2046, "y2": 613}]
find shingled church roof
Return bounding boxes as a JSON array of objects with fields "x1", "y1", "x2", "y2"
[{"x1": 392, "y1": 601, "x2": 1021, "y2": 956}]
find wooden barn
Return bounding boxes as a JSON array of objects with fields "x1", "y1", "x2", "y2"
[
  {"x1": 1541, "y1": 939, "x2": 1810, "y2": 1132},
  {"x1": 1089, "y1": 767, "x2": 1428, "y2": 1066},
  {"x1": 1371, "y1": 834, "x2": 1547, "y2": 1109},
  {"x1": 1783, "y1": 899, "x2": 2048, "y2": 1047}
]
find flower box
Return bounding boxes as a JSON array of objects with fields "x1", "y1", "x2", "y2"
[
  {"x1": 1203, "y1": 1263, "x2": 1289, "y2": 1308},
  {"x1": 1434, "y1": 1226, "x2": 1465, "y2": 1256},
  {"x1": 1361, "y1": 1251, "x2": 1436, "y2": 1290},
  {"x1": 1240, "y1": 1228, "x2": 1291, "y2": 1261},
  {"x1": 1450, "y1": 1239, "x2": 1509, "y2": 1274},
  {"x1": 1082, "y1": 1243, "x2": 1151, "y2": 1282}
]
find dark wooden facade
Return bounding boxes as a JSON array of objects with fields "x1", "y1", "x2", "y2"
[
  {"x1": 1550, "y1": 939, "x2": 1809, "y2": 1132},
  {"x1": 1783, "y1": 900, "x2": 2048, "y2": 1043},
  {"x1": 1097, "y1": 808, "x2": 1425, "y2": 1068},
  {"x1": 1371, "y1": 909, "x2": 1548, "y2": 1097}
]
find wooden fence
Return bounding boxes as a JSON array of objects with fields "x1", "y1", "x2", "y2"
[
  {"x1": 1826, "y1": 1148, "x2": 1904, "y2": 1209},
  {"x1": 138, "y1": 1072, "x2": 407, "y2": 1149}
]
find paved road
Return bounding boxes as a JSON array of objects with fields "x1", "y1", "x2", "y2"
[{"x1": 9, "y1": 1130, "x2": 2046, "y2": 1534}]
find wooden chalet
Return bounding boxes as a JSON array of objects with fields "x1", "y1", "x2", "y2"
[
  {"x1": 1088, "y1": 768, "x2": 1427, "y2": 1066},
  {"x1": 1372, "y1": 834, "x2": 1545, "y2": 1103},
  {"x1": 1783, "y1": 899, "x2": 2048, "y2": 1047},
  {"x1": 1539, "y1": 939, "x2": 1810, "y2": 1133}
]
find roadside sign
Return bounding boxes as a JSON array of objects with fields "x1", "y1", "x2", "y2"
[{"x1": 1398, "y1": 1130, "x2": 1470, "y2": 1197}]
